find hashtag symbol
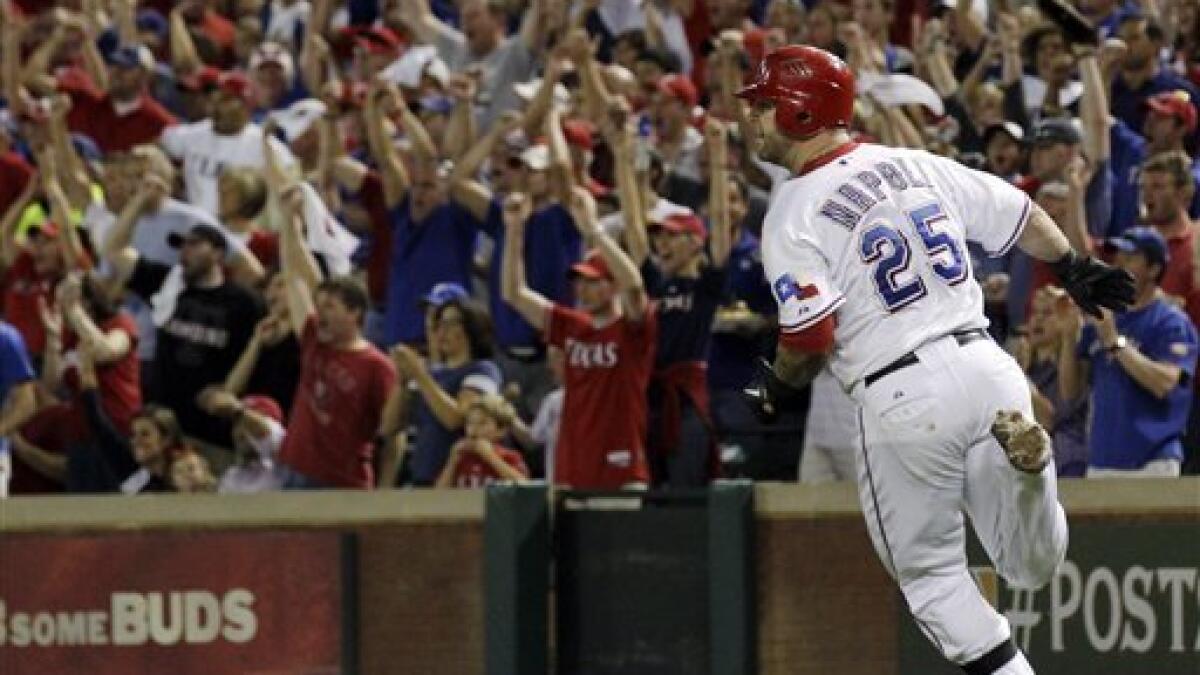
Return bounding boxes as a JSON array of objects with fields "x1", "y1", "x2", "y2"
[{"x1": 1005, "y1": 588, "x2": 1041, "y2": 652}]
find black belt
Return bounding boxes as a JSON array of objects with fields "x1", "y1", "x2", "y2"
[{"x1": 863, "y1": 329, "x2": 990, "y2": 388}]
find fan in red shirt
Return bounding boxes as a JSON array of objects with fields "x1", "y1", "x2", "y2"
[
  {"x1": 60, "y1": 46, "x2": 176, "y2": 155},
  {"x1": 435, "y1": 394, "x2": 530, "y2": 488},
  {"x1": 13, "y1": 273, "x2": 141, "y2": 493},
  {"x1": 501, "y1": 188, "x2": 657, "y2": 490},
  {"x1": 272, "y1": 185, "x2": 397, "y2": 489},
  {"x1": 1, "y1": 171, "x2": 90, "y2": 361}
]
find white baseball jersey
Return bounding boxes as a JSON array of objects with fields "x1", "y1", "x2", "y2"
[
  {"x1": 762, "y1": 142, "x2": 1031, "y2": 389},
  {"x1": 161, "y1": 119, "x2": 296, "y2": 216}
]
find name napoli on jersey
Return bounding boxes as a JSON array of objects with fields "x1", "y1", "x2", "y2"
[{"x1": 817, "y1": 156, "x2": 934, "y2": 231}]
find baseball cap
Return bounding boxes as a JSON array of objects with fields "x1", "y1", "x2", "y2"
[
  {"x1": 657, "y1": 74, "x2": 698, "y2": 108},
  {"x1": 1106, "y1": 226, "x2": 1169, "y2": 267},
  {"x1": 513, "y1": 78, "x2": 572, "y2": 107},
  {"x1": 420, "y1": 94, "x2": 455, "y2": 115},
  {"x1": 420, "y1": 282, "x2": 469, "y2": 308},
  {"x1": 651, "y1": 212, "x2": 708, "y2": 240},
  {"x1": 249, "y1": 42, "x2": 296, "y2": 83},
  {"x1": 520, "y1": 144, "x2": 551, "y2": 171},
  {"x1": 982, "y1": 121, "x2": 1026, "y2": 148},
  {"x1": 167, "y1": 225, "x2": 229, "y2": 251},
  {"x1": 462, "y1": 373, "x2": 500, "y2": 396},
  {"x1": 1144, "y1": 90, "x2": 1198, "y2": 133},
  {"x1": 570, "y1": 250, "x2": 613, "y2": 281},
  {"x1": 561, "y1": 119, "x2": 596, "y2": 151},
  {"x1": 241, "y1": 395, "x2": 283, "y2": 424},
  {"x1": 381, "y1": 44, "x2": 449, "y2": 89},
  {"x1": 269, "y1": 98, "x2": 327, "y2": 144},
  {"x1": 136, "y1": 9, "x2": 168, "y2": 40},
  {"x1": 107, "y1": 44, "x2": 155, "y2": 70},
  {"x1": 176, "y1": 65, "x2": 222, "y2": 92},
  {"x1": 351, "y1": 26, "x2": 402, "y2": 56},
  {"x1": 216, "y1": 71, "x2": 255, "y2": 105},
  {"x1": 1031, "y1": 118, "x2": 1082, "y2": 146}
]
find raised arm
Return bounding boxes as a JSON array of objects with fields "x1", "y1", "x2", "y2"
[
  {"x1": 1075, "y1": 48, "x2": 1110, "y2": 165},
  {"x1": 1, "y1": 2, "x2": 21, "y2": 106},
  {"x1": 443, "y1": 73, "x2": 479, "y2": 161},
  {"x1": 544, "y1": 106, "x2": 576, "y2": 206},
  {"x1": 168, "y1": 5, "x2": 203, "y2": 79},
  {"x1": 604, "y1": 106, "x2": 649, "y2": 265},
  {"x1": 1056, "y1": 305, "x2": 1088, "y2": 401},
  {"x1": 278, "y1": 185, "x2": 319, "y2": 336},
  {"x1": 46, "y1": 95, "x2": 93, "y2": 209},
  {"x1": 396, "y1": 0, "x2": 445, "y2": 47},
  {"x1": 0, "y1": 166, "x2": 38, "y2": 271},
  {"x1": 40, "y1": 158, "x2": 86, "y2": 273},
  {"x1": 916, "y1": 19, "x2": 959, "y2": 99},
  {"x1": 448, "y1": 113, "x2": 523, "y2": 221},
  {"x1": 499, "y1": 193, "x2": 553, "y2": 330},
  {"x1": 705, "y1": 118, "x2": 732, "y2": 268},
  {"x1": 221, "y1": 320, "x2": 265, "y2": 394},
  {"x1": 363, "y1": 81, "x2": 411, "y2": 209},
  {"x1": 60, "y1": 276, "x2": 131, "y2": 365},
  {"x1": 566, "y1": 186, "x2": 648, "y2": 321},
  {"x1": 102, "y1": 176, "x2": 166, "y2": 289},
  {"x1": 1060, "y1": 159, "x2": 1095, "y2": 255}
]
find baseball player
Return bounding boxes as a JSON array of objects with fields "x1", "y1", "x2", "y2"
[{"x1": 738, "y1": 47, "x2": 1134, "y2": 674}]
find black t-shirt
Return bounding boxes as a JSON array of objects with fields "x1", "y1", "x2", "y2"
[
  {"x1": 128, "y1": 258, "x2": 263, "y2": 444},
  {"x1": 246, "y1": 333, "x2": 300, "y2": 418},
  {"x1": 641, "y1": 259, "x2": 728, "y2": 368}
]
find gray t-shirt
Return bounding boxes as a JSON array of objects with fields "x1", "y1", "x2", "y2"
[{"x1": 433, "y1": 26, "x2": 536, "y2": 127}]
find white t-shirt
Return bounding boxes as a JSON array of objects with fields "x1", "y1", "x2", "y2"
[
  {"x1": 160, "y1": 119, "x2": 296, "y2": 216},
  {"x1": 761, "y1": 143, "x2": 1030, "y2": 389}
]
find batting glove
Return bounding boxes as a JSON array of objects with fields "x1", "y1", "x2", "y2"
[
  {"x1": 1050, "y1": 250, "x2": 1135, "y2": 318},
  {"x1": 743, "y1": 357, "x2": 807, "y2": 424}
]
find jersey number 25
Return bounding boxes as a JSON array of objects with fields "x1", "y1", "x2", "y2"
[{"x1": 859, "y1": 203, "x2": 968, "y2": 312}]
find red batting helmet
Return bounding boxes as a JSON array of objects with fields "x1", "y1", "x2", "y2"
[{"x1": 735, "y1": 45, "x2": 856, "y2": 139}]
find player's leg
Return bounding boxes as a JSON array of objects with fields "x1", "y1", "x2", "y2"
[
  {"x1": 962, "y1": 344, "x2": 1068, "y2": 590},
  {"x1": 855, "y1": 347, "x2": 1018, "y2": 670}
]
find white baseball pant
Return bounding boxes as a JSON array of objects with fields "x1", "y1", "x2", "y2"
[{"x1": 850, "y1": 334, "x2": 1069, "y2": 674}]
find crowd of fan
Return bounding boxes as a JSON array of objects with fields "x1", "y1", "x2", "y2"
[{"x1": 0, "y1": 0, "x2": 1197, "y2": 497}]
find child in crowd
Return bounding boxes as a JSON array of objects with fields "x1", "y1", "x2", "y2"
[{"x1": 435, "y1": 394, "x2": 530, "y2": 488}]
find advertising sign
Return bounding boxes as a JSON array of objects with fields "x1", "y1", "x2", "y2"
[
  {"x1": 900, "y1": 523, "x2": 1200, "y2": 674},
  {"x1": 0, "y1": 530, "x2": 355, "y2": 675}
]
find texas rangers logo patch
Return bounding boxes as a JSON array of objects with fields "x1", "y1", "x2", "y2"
[{"x1": 773, "y1": 273, "x2": 818, "y2": 304}]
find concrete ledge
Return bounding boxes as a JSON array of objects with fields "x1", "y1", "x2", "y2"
[
  {"x1": 755, "y1": 476, "x2": 1200, "y2": 518},
  {"x1": 0, "y1": 489, "x2": 487, "y2": 532}
]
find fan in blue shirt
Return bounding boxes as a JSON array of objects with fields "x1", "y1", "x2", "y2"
[{"x1": 1060, "y1": 228, "x2": 1198, "y2": 474}]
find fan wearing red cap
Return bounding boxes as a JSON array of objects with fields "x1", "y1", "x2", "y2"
[
  {"x1": 619, "y1": 117, "x2": 735, "y2": 487},
  {"x1": 653, "y1": 74, "x2": 704, "y2": 181},
  {"x1": 1, "y1": 168, "x2": 83, "y2": 360},
  {"x1": 500, "y1": 189, "x2": 657, "y2": 490},
  {"x1": 196, "y1": 387, "x2": 286, "y2": 492},
  {"x1": 561, "y1": 118, "x2": 610, "y2": 198},
  {"x1": 160, "y1": 69, "x2": 299, "y2": 215}
]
